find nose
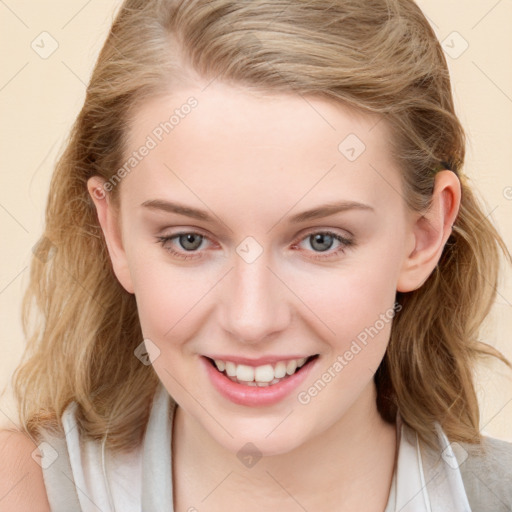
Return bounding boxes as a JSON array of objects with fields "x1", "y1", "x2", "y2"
[{"x1": 218, "y1": 251, "x2": 291, "y2": 344}]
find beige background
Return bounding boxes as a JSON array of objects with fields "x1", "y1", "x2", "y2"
[{"x1": 0, "y1": 1, "x2": 511, "y2": 441}]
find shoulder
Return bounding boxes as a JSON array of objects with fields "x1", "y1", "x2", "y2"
[
  {"x1": 458, "y1": 436, "x2": 512, "y2": 511},
  {"x1": 0, "y1": 429, "x2": 50, "y2": 512}
]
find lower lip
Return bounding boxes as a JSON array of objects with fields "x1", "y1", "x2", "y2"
[{"x1": 202, "y1": 356, "x2": 317, "y2": 407}]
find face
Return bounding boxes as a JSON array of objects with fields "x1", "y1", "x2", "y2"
[{"x1": 95, "y1": 82, "x2": 422, "y2": 456}]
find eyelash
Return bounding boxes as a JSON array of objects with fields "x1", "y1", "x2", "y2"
[{"x1": 156, "y1": 230, "x2": 355, "y2": 261}]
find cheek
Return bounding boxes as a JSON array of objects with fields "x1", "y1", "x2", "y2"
[
  {"x1": 128, "y1": 250, "x2": 224, "y2": 347},
  {"x1": 287, "y1": 252, "x2": 400, "y2": 338},
  {"x1": 292, "y1": 266, "x2": 398, "y2": 409},
  {"x1": 283, "y1": 248, "x2": 400, "y2": 386}
]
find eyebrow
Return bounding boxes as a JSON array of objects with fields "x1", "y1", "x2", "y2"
[{"x1": 141, "y1": 199, "x2": 375, "y2": 223}]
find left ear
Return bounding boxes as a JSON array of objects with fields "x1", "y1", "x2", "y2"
[{"x1": 397, "y1": 170, "x2": 461, "y2": 292}]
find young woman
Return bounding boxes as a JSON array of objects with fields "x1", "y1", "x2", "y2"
[{"x1": 1, "y1": 0, "x2": 511, "y2": 510}]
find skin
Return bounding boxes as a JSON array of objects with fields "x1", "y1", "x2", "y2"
[
  {"x1": 88, "y1": 81, "x2": 460, "y2": 511},
  {"x1": 0, "y1": 430, "x2": 51, "y2": 511}
]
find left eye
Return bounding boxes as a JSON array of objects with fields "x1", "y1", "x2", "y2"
[
  {"x1": 174, "y1": 233, "x2": 204, "y2": 251},
  {"x1": 304, "y1": 232, "x2": 337, "y2": 252},
  {"x1": 294, "y1": 231, "x2": 354, "y2": 257}
]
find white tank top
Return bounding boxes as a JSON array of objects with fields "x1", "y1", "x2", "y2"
[
  {"x1": 41, "y1": 382, "x2": 472, "y2": 511},
  {"x1": 61, "y1": 408, "x2": 143, "y2": 512}
]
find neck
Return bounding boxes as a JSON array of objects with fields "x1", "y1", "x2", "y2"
[{"x1": 172, "y1": 381, "x2": 397, "y2": 512}]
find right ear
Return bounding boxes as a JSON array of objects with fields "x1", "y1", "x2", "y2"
[{"x1": 87, "y1": 176, "x2": 134, "y2": 294}]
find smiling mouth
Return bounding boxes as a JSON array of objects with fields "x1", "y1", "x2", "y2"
[{"x1": 205, "y1": 354, "x2": 319, "y2": 387}]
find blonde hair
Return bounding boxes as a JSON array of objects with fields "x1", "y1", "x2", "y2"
[{"x1": 12, "y1": 0, "x2": 511, "y2": 452}]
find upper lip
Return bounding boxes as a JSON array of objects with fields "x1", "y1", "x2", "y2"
[{"x1": 203, "y1": 354, "x2": 317, "y2": 366}]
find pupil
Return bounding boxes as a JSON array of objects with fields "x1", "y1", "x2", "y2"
[
  {"x1": 311, "y1": 233, "x2": 333, "y2": 252},
  {"x1": 180, "y1": 234, "x2": 202, "y2": 251}
]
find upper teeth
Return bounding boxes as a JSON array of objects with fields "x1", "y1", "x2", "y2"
[{"x1": 214, "y1": 357, "x2": 309, "y2": 383}]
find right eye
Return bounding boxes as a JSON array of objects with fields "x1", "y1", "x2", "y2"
[{"x1": 156, "y1": 232, "x2": 212, "y2": 260}]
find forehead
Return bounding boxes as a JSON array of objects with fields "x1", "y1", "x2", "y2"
[{"x1": 120, "y1": 82, "x2": 402, "y2": 217}]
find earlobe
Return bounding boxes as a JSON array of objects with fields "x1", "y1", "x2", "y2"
[
  {"x1": 87, "y1": 177, "x2": 135, "y2": 294},
  {"x1": 397, "y1": 170, "x2": 461, "y2": 292}
]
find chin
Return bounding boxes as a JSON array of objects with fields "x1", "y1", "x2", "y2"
[{"x1": 213, "y1": 419, "x2": 312, "y2": 459}]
